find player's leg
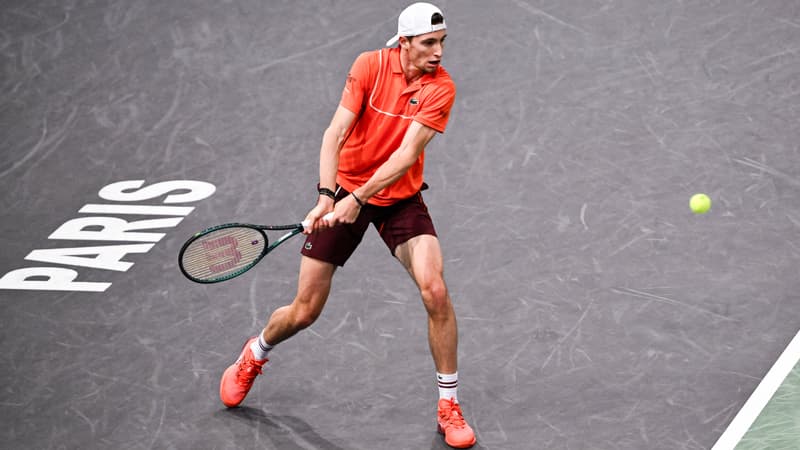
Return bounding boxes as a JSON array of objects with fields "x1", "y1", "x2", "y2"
[
  {"x1": 262, "y1": 256, "x2": 336, "y2": 344},
  {"x1": 395, "y1": 234, "x2": 476, "y2": 449},
  {"x1": 219, "y1": 256, "x2": 335, "y2": 408},
  {"x1": 219, "y1": 199, "x2": 370, "y2": 409},
  {"x1": 394, "y1": 235, "x2": 457, "y2": 373}
]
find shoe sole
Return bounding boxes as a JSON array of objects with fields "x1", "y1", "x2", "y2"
[{"x1": 437, "y1": 423, "x2": 477, "y2": 448}]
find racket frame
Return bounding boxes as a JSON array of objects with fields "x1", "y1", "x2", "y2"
[{"x1": 178, "y1": 222, "x2": 304, "y2": 284}]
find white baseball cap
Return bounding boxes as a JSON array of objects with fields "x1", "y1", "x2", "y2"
[{"x1": 385, "y1": 2, "x2": 447, "y2": 47}]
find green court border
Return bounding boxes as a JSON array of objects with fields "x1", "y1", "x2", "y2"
[{"x1": 712, "y1": 330, "x2": 800, "y2": 449}]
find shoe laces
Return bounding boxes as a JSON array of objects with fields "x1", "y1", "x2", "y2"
[
  {"x1": 440, "y1": 399, "x2": 467, "y2": 428},
  {"x1": 236, "y1": 354, "x2": 265, "y2": 386}
]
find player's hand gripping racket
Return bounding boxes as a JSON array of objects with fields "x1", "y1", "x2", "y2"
[{"x1": 178, "y1": 212, "x2": 333, "y2": 283}]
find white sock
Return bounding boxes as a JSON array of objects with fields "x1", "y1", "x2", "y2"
[
  {"x1": 250, "y1": 333, "x2": 273, "y2": 360},
  {"x1": 437, "y1": 372, "x2": 458, "y2": 403}
]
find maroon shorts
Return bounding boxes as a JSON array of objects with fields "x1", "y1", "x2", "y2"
[{"x1": 300, "y1": 186, "x2": 437, "y2": 267}]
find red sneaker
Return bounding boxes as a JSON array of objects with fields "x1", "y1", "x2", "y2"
[
  {"x1": 437, "y1": 398, "x2": 476, "y2": 448},
  {"x1": 219, "y1": 337, "x2": 267, "y2": 407}
]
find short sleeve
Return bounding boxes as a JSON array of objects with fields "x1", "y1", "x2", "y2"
[
  {"x1": 413, "y1": 80, "x2": 456, "y2": 133},
  {"x1": 339, "y1": 51, "x2": 375, "y2": 115}
]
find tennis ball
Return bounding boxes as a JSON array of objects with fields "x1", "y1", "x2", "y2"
[{"x1": 690, "y1": 193, "x2": 711, "y2": 214}]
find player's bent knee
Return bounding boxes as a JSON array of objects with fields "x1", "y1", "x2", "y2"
[
  {"x1": 293, "y1": 315, "x2": 317, "y2": 330},
  {"x1": 420, "y1": 281, "x2": 450, "y2": 313},
  {"x1": 292, "y1": 301, "x2": 324, "y2": 329},
  {"x1": 285, "y1": 297, "x2": 323, "y2": 330},
  {"x1": 291, "y1": 310, "x2": 317, "y2": 330}
]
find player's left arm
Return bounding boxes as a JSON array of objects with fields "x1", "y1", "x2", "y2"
[
  {"x1": 355, "y1": 79, "x2": 455, "y2": 203},
  {"x1": 358, "y1": 120, "x2": 437, "y2": 199},
  {"x1": 330, "y1": 79, "x2": 455, "y2": 224},
  {"x1": 331, "y1": 120, "x2": 437, "y2": 223}
]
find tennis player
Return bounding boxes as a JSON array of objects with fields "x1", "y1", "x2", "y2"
[{"x1": 220, "y1": 3, "x2": 475, "y2": 448}]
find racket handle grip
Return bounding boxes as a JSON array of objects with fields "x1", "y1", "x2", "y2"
[{"x1": 301, "y1": 212, "x2": 335, "y2": 229}]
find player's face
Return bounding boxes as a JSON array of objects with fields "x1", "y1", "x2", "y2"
[{"x1": 402, "y1": 30, "x2": 447, "y2": 74}]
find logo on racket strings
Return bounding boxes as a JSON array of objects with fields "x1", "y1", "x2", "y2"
[{"x1": 202, "y1": 236, "x2": 242, "y2": 273}]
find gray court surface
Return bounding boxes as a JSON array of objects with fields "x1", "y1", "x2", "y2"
[{"x1": 2, "y1": 1, "x2": 799, "y2": 449}]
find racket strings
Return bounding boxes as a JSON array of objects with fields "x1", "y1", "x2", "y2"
[{"x1": 181, "y1": 227, "x2": 266, "y2": 281}]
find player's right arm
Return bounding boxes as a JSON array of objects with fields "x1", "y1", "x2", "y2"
[
  {"x1": 304, "y1": 105, "x2": 357, "y2": 233},
  {"x1": 305, "y1": 52, "x2": 374, "y2": 233}
]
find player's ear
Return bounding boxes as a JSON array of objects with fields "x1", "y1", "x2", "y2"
[{"x1": 399, "y1": 35, "x2": 411, "y2": 49}]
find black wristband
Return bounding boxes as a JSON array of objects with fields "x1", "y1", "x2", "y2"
[
  {"x1": 351, "y1": 191, "x2": 366, "y2": 207},
  {"x1": 318, "y1": 187, "x2": 336, "y2": 200}
]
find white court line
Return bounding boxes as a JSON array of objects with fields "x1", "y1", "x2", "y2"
[{"x1": 712, "y1": 328, "x2": 800, "y2": 450}]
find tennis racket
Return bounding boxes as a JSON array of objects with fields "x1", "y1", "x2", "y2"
[{"x1": 178, "y1": 212, "x2": 333, "y2": 283}]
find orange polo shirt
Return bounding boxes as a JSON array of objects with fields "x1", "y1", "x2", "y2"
[{"x1": 336, "y1": 47, "x2": 456, "y2": 206}]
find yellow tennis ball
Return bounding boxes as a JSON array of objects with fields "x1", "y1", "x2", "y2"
[{"x1": 690, "y1": 193, "x2": 711, "y2": 214}]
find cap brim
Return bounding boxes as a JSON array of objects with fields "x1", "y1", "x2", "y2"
[{"x1": 385, "y1": 34, "x2": 399, "y2": 47}]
